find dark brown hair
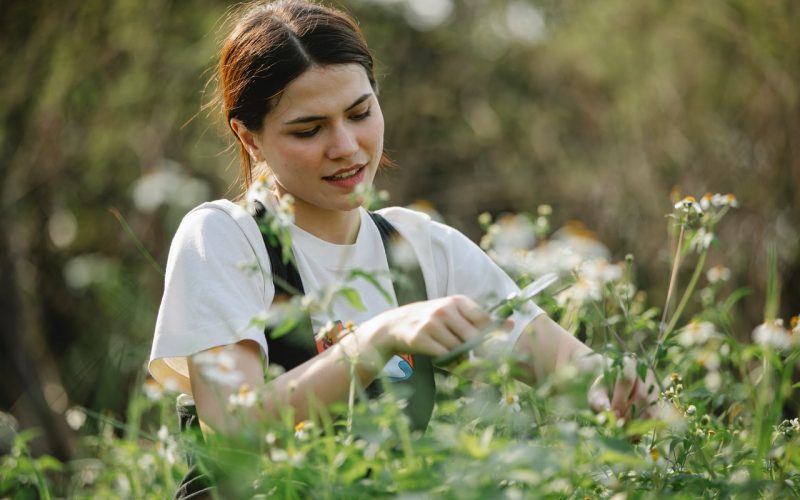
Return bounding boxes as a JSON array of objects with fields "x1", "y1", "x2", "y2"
[{"x1": 219, "y1": 0, "x2": 384, "y2": 192}]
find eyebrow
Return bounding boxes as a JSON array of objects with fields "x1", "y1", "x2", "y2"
[{"x1": 282, "y1": 93, "x2": 372, "y2": 125}]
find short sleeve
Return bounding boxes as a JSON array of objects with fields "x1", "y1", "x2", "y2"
[
  {"x1": 429, "y1": 220, "x2": 545, "y2": 346},
  {"x1": 148, "y1": 201, "x2": 272, "y2": 395}
]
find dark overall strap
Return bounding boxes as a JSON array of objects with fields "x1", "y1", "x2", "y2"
[{"x1": 262, "y1": 211, "x2": 435, "y2": 431}]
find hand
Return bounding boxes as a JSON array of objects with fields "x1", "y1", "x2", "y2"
[
  {"x1": 587, "y1": 356, "x2": 658, "y2": 421},
  {"x1": 362, "y1": 295, "x2": 491, "y2": 358}
]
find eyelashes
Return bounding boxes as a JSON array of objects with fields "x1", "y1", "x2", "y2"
[{"x1": 290, "y1": 108, "x2": 372, "y2": 139}]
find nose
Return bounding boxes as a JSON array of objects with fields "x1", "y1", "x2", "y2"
[{"x1": 326, "y1": 122, "x2": 359, "y2": 160}]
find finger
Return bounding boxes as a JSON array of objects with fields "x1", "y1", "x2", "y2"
[
  {"x1": 637, "y1": 371, "x2": 660, "y2": 418},
  {"x1": 610, "y1": 359, "x2": 637, "y2": 419},
  {"x1": 413, "y1": 335, "x2": 451, "y2": 358},
  {"x1": 453, "y1": 295, "x2": 491, "y2": 328},
  {"x1": 443, "y1": 313, "x2": 483, "y2": 343},
  {"x1": 429, "y1": 320, "x2": 465, "y2": 351},
  {"x1": 588, "y1": 376, "x2": 611, "y2": 413}
]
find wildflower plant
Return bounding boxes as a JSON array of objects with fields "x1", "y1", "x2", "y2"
[{"x1": 17, "y1": 189, "x2": 800, "y2": 498}]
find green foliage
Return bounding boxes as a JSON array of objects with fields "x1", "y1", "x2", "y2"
[{"x1": 3, "y1": 195, "x2": 796, "y2": 497}]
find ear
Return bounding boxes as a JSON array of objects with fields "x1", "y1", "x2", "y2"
[{"x1": 230, "y1": 118, "x2": 264, "y2": 162}]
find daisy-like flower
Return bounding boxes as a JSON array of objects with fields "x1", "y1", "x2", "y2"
[
  {"x1": 388, "y1": 235, "x2": 419, "y2": 270},
  {"x1": 706, "y1": 265, "x2": 731, "y2": 284},
  {"x1": 686, "y1": 404, "x2": 697, "y2": 416},
  {"x1": 65, "y1": 407, "x2": 87, "y2": 431},
  {"x1": 557, "y1": 276, "x2": 602, "y2": 305},
  {"x1": 499, "y1": 394, "x2": 521, "y2": 413},
  {"x1": 481, "y1": 214, "x2": 537, "y2": 256},
  {"x1": 155, "y1": 425, "x2": 177, "y2": 465},
  {"x1": 579, "y1": 258, "x2": 623, "y2": 283},
  {"x1": 703, "y1": 371, "x2": 722, "y2": 392},
  {"x1": 246, "y1": 175, "x2": 276, "y2": 213},
  {"x1": 690, "y1": 228, "x2": 714, "y2": 252},
  {"x1": 193, "y1": 347, "x2": 244, "y2": 387},
  {"x1": 678, "y1": 320, "x2": 716, "y2": 347},
  {"x1": 699, "y1": 193, "x2": 713, "y2": 211},
  {"x1": 674, "y1": 196, "x2": 703, "y2": 214},
  {"x1": 228, "y1": 383, "x2": 258, "y2": 408},
  {"x1": 294, "y1": 420, "x2": 313, "y2": 440},
  {"x1": 143, "y1": 378, "x2": 164, "y2": 401},
  {"x1": 752, "y1": 319, "x2": 791, "y2": 350},
  {"x1": 712, "y1": 193, "x2": 738, "y2": 208}
]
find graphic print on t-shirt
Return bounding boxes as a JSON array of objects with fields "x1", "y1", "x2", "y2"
[{"x1": 316, "y1": 320, "x2": 414, "y2": 381}]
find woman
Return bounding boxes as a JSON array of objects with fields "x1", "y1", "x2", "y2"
[{"x1": 150, "y1": 0, "x2": 654, "y2": 459}]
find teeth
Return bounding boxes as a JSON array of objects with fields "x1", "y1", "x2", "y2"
[{"x1": 329, "y1": 168, "x2": 359, "y2": 180}]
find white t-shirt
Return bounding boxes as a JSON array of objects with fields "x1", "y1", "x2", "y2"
[{"x1": 148, "y1": 199, "x2": 544, "y2": 395}]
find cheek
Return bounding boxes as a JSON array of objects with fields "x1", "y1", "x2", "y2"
[
  {"x1": 366, "y1": 113, "x2": 385, "y2": 151},
  {"x1": 271, "y1": 142, "x2": 321, "y2": 172}
]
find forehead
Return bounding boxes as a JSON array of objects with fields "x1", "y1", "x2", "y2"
[{"x1": 268, "y1": 64, "x2": 373, "y2": 122}]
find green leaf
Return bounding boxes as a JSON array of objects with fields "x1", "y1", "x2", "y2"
[
  {"x1": 339, "y1": 287, "x2": 366, "y2": 312},
  {"x1": 636, "y1": 359, "x2": 648, "y2": 382},
  {"x1": 349, "y1": 270, "x2": 393, "y2": 305},
  {"x1": 270, "y1": 316, "x2": 298, "y2": 339}
]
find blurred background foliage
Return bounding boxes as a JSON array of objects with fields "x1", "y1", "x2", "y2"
[{"x1": 1, "y1": 0, "x2": 798, "y2": 458}]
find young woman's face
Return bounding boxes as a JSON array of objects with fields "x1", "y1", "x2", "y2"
[{"x1": 252, "y1": 64, "x2": 384, "y2": 217}]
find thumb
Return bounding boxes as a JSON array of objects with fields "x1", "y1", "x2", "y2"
[{"x1": 588, "y1": 375, "x2": 611, "y2": 413}]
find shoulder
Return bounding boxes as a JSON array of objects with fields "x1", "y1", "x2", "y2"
[{"x1": 172, "y1": 199, "x2": 263, "y2": 254}]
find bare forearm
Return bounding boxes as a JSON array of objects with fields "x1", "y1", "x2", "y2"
[
  {"x1": 513, "y1": 314, "x2": 603, "y2": 385},
  {"x1": 190, "y1": 330, "x2": 389, "y2": 435},
  {"x1": 260, "y1": 331, "x2": 386, "y2": 422}
]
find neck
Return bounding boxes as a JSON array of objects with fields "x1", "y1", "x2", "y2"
[{"x1": 293, "y1": 204, "x2": 362, "y2": 245}]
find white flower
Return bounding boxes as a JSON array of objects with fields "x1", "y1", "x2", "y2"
[
  {"x1": 142, "y1": 379, "x2": 164, "y2": 401},
  {"x1": 711, "y1": 193, "x2": 738, "y2": 208},
  {"x1": 228, "y1": 384, "x2": 258, "y2": 408},
  {"x1": 157, "y1": 425, "x2": 169, "y2": 442},
  {"x1": 695, "y1": 350, "x2": 720, "y2": 371},
  {"x1": 557, "y1": 276, "x2": 602, "y2": 305},
  {"x1": 704, "y1": 371, "x2": 722, "y2": 391},
  {"x1": 686, "y1": 405, "x2": 696, "y2": 415},
  {"x1": 270, "y1": 448, "x2": 289, "y2": 462},
  {"x1": 155, "y1": 425, "x2": 178, "y2": 465},
  {"x1": 678, "y1": 321, "x2": 716, "y2": 347},
  {"x1": 65, "y1": 407, "x2": 87, "y2": 431},
  {"x1": 690, "y1": 228, "x2": 714, "y2": 252},
  {"x1": 499, "y1": 394, "x2": 521, "y2": 413},
  {"x1": 730, "y1": 468, "x2": 749, "y2": 484},
  {"x1": 674, "y1": 196, "x2": 703, "y2": 214},
  {"x1": 294, "y1": 420, "x2": 313, "y2": 440},
  {"x1": 752, "y1": 319, "x2": 791, "y2": 350},
  {"x1": 137, "y1": 453, "x2": 155, "y2": 472},
  {"x1": 193, "y1": 348, "x2": 244, "y2": 387},
  {"x1": 388, "y1": 236, "x2": 419, "y2": 270},
  {"x1": 482, "y1": 214, "x2": 537, "y2": 253},
  {"x1": 115, "y1": 474, "x2": 131, "y2": 497},
  {"x1": 706, "y1": 266, "x2": 731, "y2": 284},
  {"x1": 580, "y1": 258, "x2": 622, "y2": 283},
  {"x1": 699, "y1": 193, "x2": 713, "y2": 211}
]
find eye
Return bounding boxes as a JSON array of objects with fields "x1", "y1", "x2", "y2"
[
  {"x1": 291, "y1": 126, "x2": 321, "y2": 138},
  {"x1": 350, "y1": 107, "x2": 371, "y2": 121}
]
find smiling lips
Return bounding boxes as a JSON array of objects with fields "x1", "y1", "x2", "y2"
[{"x1": 322, "y1": 164, "x2": 367, "y2": 188}]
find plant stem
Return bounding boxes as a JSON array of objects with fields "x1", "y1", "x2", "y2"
[
  {"x1": 109, "y1": 207, "x2": 165, "y2": 277},
  {"x1": 659, "y1": 225, "x2": 685, "y2": 339},
  {"x1": 663, "y1": 248, "x2": 708, "y2": 338}
]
